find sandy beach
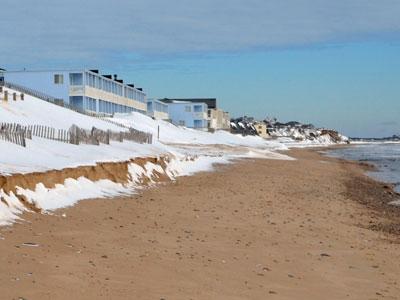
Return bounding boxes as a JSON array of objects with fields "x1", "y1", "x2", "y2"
[{"x1": 1, "y1": 148, "x2": 400, "y2": 300}]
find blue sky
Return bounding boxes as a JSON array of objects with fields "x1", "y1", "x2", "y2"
[{"x1": 1, "y1": 0, "x2": 399, "y2": 137}]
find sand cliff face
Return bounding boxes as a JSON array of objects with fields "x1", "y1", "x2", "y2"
[{"x1": 0, "y1": 156, "x2": 172, "y2": 216}]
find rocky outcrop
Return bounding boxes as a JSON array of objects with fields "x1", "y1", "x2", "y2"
[{"x1": 230, "y1": 117, "x2": 349, "y2": 144}]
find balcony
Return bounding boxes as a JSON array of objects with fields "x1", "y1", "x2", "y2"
[
  {"x1": 193, "y1": 112, "x2": 207, "y2": 119},
  {"x1": 69, "y1": 86, "x2": 84, "y2": 95}
]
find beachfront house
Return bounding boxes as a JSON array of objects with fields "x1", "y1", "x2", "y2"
[
  {"x1": 147, "y1": 99, "x2": 169, "y2": 120},
  {"x1": 160, "y1": 98, "x2": 230, "y2": 131},
  {"x1": 254, "y1": 121, "x2": 270, "y2": 138},
  {"x1": 208, "y1": 109, "x2": 230, "y2": 131},
  {"x1": 0, "y1": 69, "x2": 147, "y2": 115},
  {"x1": 159, "y1": 99, "x2": 208, "y2": 130}
]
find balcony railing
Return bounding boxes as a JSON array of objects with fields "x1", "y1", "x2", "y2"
[{"x1": 193, "y1": 112, "x2": 207, "y2": 119}]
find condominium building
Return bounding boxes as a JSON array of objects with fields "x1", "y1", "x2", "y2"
[
  {"x1": 159, "y1": 99, "x2": 208, "y2": 130},
  {"x1": 0, "y1": 69, "x2": 147, "y2": 115},
  {"x1": 160, "y1": 98, "x2": 230, "y2": 131},
  {"x1": 147, "y1": 99, "x2": 169, "y2": 120}
]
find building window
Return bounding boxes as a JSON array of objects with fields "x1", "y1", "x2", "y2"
[
  {"x1": 54, "y1": 74, "x2": 64, "y2": 84},
  {"x1": 85, "y1": 97, "x2": 97, "y2": 112},
  {"x1": 185, "y1": 106, "x2": 191, "y2": 112},
  {"x1": 69, "y1": 96, "x2": 83, "y2": 109},
  {"x1": 69, "y1": 73, "x2": 83, "y2": 86},
  {"x1": 194, "y1": 105, "x2": 203, "y2": 113},
  {"x1": 179, "y1": 120, "x2": 185, "y2": 126},
  {"x1": 194, "y1": 120, "x2": 203, "y2": 128}
]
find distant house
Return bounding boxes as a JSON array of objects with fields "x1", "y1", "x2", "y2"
[
  {"x1": 0, "y1": 68, "x2": 5, "y2": 85},
  {"x1": 160, "y1": 98, "x2": 230, "y2": 131},
  {"x1": 254, "y1": 121, "x2": 270, "y2": 138},
  {"x1": 208, "y1": 109, "x2": 230, "y2": 131},
  {"x1": 159, "y1": 99, "x2": 208, "y2": 130},
  {"x1": 147, "y1": 99, "x2": 169, "y2": 120},
  {"x1": 0, "y1": 69, "x2": 147, "y2": 115}
]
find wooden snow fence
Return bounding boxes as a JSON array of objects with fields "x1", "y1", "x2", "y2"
[
  {"x1": 0, "y1": 123, "x2": 32, "y2": 139},
  {"x1": 68, "y1": 125, "x2": 107, "y2": 146},
  {"x1": 27, "y1": 124, "x2": 71, "y2": 144},
  {"x1": 68, "y1": 125, "x2": 153, "y2": 145},
  {"x1": 96, "y1": 117, "x2": 153, "y2": 144},
  {"x1": 0, "y1": 123, "x2": 31, "y2": 147},
  {"x1": 68, "y1": 125, "x2": 92, "y2": 145},
  {"x1": 1, "y1": 123, "x2": 72, "y2": 144},
  {"x1": 0, "y1": 130, "x2": 27, "y2": 147},
  {"x1": 122, "y1": 128, "x2": 153, "y2": 144},
  {"x1": 0, "y1": 122, "x2": 152, "y2": 147}
]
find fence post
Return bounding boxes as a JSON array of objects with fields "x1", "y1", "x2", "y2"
[
  {"x1": 20, "y1": 93, "x2": 24, "y2": 101},
  {"x1": 13, "y1": 92, "x2": 17, "y2": 101},
  {"x1": 69, "y1": 125, "x2": 80, "y2": 145},
  {"x1": 106, "y1": 130, "x2": 111, "y2": 144},
  {"x1": 4, "y1": 91, "x2": 8, "y2": 102},
  {"x1": 21, "y1": 132, "x2": 26, "y2": 147},
  {"x1": 157, "y1": 125, "x2": 160, "y2": 141}
]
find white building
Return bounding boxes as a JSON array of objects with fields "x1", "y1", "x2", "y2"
[
  {"x1": 207, "y1": 108, "x2": 230, "y2": 131},
  {"x1": 159, "y1": 98, "x2": 230, "y2": 131},
  {"x1": 147, "y1": 99, "x2": 169, "y2": 120},
  {"x1": 159, "y1": 99, "x2": 208, "y2": 130},
  {"x1": 0, "y1": 69, "x2": 147, "y2": 115}
]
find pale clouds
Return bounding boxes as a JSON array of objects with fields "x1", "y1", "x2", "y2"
[{"x1": 1, "y1": 0, "x2": 400, "y2": 66}]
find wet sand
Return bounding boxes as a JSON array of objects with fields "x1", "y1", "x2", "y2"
[{"x1": 1, "y1": 149, "x2": 400, "y2": 299}]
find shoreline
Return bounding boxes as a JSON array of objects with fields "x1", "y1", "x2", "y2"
[
  {"x1": 1, "y1": 148, "x2": 400, "y2": 299},
  {"x1": 316, "y1": 145, "x2": 400, "y2": 234}
]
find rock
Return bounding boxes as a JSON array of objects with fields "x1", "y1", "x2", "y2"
[{"x1": 21, "y1": 242, "x2": 39, "y2": 247}]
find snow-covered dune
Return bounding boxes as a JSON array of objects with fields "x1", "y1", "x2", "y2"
[
  {"x1": 0, "y1": 87, "x2": 123, "y2": 131},
  {"x1": 111, "y1": 112, "x2": 286, "y2": 150}
]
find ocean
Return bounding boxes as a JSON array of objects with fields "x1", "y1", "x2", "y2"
[{"x1": 326, "y1": 143, "x2": 400, "y2": 193}]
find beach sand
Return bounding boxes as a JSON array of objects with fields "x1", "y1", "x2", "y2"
[{"x1": 1, "y1": 148, "x2": 400, "y2": 299}]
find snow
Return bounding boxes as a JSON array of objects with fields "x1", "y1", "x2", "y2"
[
  {"x1": 0, "y1": 137, "x2": 166, "y2": 175},
  {"x1": 111, "y1": 112, "x2": 285, "y2": 149},
  {"x1": 1, "y1": 156, "x2": 229, "y2": 226},
  {"x1": 0, "y1": 88, "x2": 123, "y2": 131},
  {"x1": 17, "y1": 178, "x2": 130, "y2": 211},
  {"x1": 0, "y1": 87, "x2": 337, "y2": 225}
]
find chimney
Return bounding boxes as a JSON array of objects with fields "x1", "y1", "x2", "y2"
[{"x1": 113, "y1": 74, "x2": 118, "y2": 80}]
